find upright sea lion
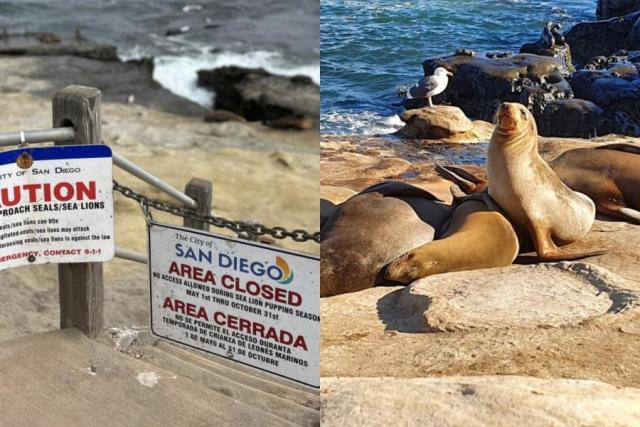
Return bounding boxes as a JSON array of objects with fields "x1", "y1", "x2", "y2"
[
  {"x1": 384, "y1": 193, "x2": 519, "y2": 284},
  {"x1": 321, "y1": 181, "x2": 451, "y2": 297},
  {"x1": 437, "y1": 143, "x2": 640, "y2": 225},
  {"x1": 487, "y1": 102, "x2": 600, "y2": 261},
  {"x1": 549, "y1": 143, "x2": 640, "y2": 223}
]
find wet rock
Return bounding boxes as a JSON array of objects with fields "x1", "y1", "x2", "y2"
[
  {"x1": 203, "y1": 110, "x2": 247, "y2": 123},
  {"x1": 597, "y1": 0, "x2": 640, "y2": 19},
  {"x1": 421, "y1": 52, "x2": 570, "y2": 123},
  {"x1": 321, "y1": 376, "x2": 640, "y2": 426},
  {"x1": 485, "y1": 51, "x2": 512, "y2": 59},
  {"x1": 0, "y1": 32, "x2": 118, "y2": 61},
  {"x1": 0, "y1": 56, "x2": 206, "y2": 117},
  {"x1": 631, "y1": 18, "x2": 640, "y2": 49},
  {"x1": 265, "y1": 115, "x2": 315, "y2": 130},
  {"x1": 521, "y1": 22, "x2": 574, "y2": 71},
  {"x1": 565, "y1": 12, "x2": 640, "y2": 67},
  {"x1": 196, "y1": 66, "x2": 319, "y2": 122},
  {"x1": 537, "y1": 99, "x2": 604, "y2": 138},
  {"x1": 571, "y1": 69, "x2": 640, "y2": 135},
  {"x1": 165, "y1": 26, "x2": 191, "y2": 36},
  {"x1": 583, "y1": 51, "x2": 640, "y2": 78}
]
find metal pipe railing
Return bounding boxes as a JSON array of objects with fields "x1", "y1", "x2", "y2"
[
  {"x1": 114, "y1": 246, "x2": 148, "y2": 264},
  {"x1": 112, "y1": 153, "x2": 197, "y2": 209},
  {"x1": 0, "y1": 127, "x2": 197, "y2": 209},
  {"x1": 0, "y1": 127, "x2": 75, "y2": 146}
]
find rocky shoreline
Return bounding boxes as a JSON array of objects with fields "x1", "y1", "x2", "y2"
[
  {"x1": 0, "y1": 31, "x2": 319, "y2": 129},
  {"x1": 398, "y1": 5, "x2": 640, "y2": 139},
  {"x1": 321, "y1": 1, "x2": 640, "y2": 422}
]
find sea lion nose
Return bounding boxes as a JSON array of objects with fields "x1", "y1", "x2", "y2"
[{"x1": 497, "y1": 103, "x2": 518, "y2": 130}]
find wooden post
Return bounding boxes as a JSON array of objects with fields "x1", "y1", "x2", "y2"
[
  {"x1": 53, "y1": 86, "x2": 104, "y2": 339},
  {"x1": 184, "y1": 178, "x2": 213, "y2": 231}
]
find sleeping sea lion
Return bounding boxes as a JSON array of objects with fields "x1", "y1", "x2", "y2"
[
  {"x1": 384, "y1": 193, "x2": 519, "y2": 284},
  {"x1": 321, "y1": 181, "x2": 451, "y2": 297},
  {"x1": 549, "y1": 143, "x2": 640, "y2": 223}
]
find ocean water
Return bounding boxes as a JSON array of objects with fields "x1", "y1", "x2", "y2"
[
  {"x1": 0, "y1": 0, "x2": 319, "y2": 107},
  {"x1": 321, "y1": 0, "x2": 596, "y2": 135}
]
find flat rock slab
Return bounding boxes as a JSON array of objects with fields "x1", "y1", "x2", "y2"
[
  {"x1": 399, "y1": 262, "x2": 637, "y2": 332},
  {"x1": 321, "y1": 376, "x2": 640, "y2": 426}
]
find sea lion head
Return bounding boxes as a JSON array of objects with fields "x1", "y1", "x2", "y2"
[{"x1": 494, "y1": 102, "x2": 536, "y2": 140}]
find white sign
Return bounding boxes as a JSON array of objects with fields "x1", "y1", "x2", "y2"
[
  {"x1": 148, "y1": 222, "x2": 320, "y2": 388},
  {"x1": 0, "y1": 145, "x2": 114, "y2": 270}
]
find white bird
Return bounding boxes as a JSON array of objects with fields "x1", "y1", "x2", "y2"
[{"x1": 406, "y1": 67, "x2": 453, "y2": 107}]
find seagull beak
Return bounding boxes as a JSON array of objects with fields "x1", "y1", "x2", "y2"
[{"x1": 446, "y1": 71, "x2": 453, "y2": 77}]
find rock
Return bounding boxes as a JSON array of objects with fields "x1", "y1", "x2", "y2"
[
  {"x1": 597, "y1": 0, "x2": 640, "y2": 19},
  {"x1": 630, "y1": 19, "x2": 640, "y2": 49},
  {"x1": 0, "y1": 56, "x2": 206, "y2": 117},
  {"x1": 565, "y1": 12, "x2": 640, "y2": 67},
  {"x1": 265, "y1": 115, "x2": 315, "y2": 130},
  {"x1": 583, "y1": 51, "x2": 640, "y2": 77},
  {"x1": 571, "y1": 69, "x2": 640, "y2": 135},
  {"x1": 520, "y1": 22, "x2": 574, "y2": 71},
  {"x1": 320, "y1": 186, "x2": 356, "y2": 205},
  {"x1": 537, "y1": 99, "x2": 604, "y2": 137},
  {"x1": 397, "y1": 262, "x2": 637, "y2": 332},
  {"x1": 421, "y1": 52, "x2": 570, "y2": 123},
  {"x1": 320, "y1": 152, "x2": 411, "y2": 189},
  {"x1": 196, "y1": 66, "x2": 319, "y2": 122},
  {"x1": 321, "y1": 376, "x2": 640, "y2": 426},
  {"x1": 165, "y1": 26, "x2": 191, "y2": 36},
  {"x1": 203, "y1": 110, "x2": 247, "y2": 123},
  {"x1": 0, "y1": 32, "x2": 118, "y2": 61},
  {"x1": 396, "y1": 106, "x2": 476, "y2": 141}
]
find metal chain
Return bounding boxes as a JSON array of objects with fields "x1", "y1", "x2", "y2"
[{"x1": 113, "y1": 180, "x2": 320, "y2": 244}]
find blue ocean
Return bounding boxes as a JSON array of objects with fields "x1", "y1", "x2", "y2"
[{"x1": 321, "y1": 0, "x2": 596, "y2": 135}]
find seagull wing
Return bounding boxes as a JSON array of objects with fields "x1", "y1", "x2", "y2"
[{"x1": 407, "y1": 75, "x2": 439, "y2": 99}]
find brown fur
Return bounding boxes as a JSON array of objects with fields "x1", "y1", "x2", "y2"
[
  {"x1": 385, "y1": 194, "x2": 519, "y2": 284},
  {"x1": 321, "y1": 182, "x2": 451, "y2": 297},
  {"x1": 487, "y1": 103, "x2": 601, "y2": 261}
]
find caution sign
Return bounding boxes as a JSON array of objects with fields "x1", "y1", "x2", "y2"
[
  {"x1": 0, "y1": 145, "x2": 114, "y2": 271},
  {"x1": 148, "y1": 223, "x2": 320, "y2": 388}
]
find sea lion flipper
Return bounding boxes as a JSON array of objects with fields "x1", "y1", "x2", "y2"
[
  {"x1": 595, "y1": 143, "x2": 640, "y2": 155},
  {"x1": 532, "y1": 225, "x2": 605, "y2": 261},
  {"x1": 435, "y1": 164, "x2": 482, "y2": 194},
  {"x1": 360, "y1": 181, "x2": 443, "y2": 201},
  {"x1": 618, "y1": 207, "x2": 640, "y2": 223}
]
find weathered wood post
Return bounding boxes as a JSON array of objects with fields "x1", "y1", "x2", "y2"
[
  {"x1": 53, "y1": 85, "x2": 104, "y2": 338},
  {"x1": 184, "y1": 178, "x2": 213, "y2": 231}
]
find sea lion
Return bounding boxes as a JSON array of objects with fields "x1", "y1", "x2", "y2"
[
  {"x1": 487, "y1": 102, "x2": 600, "y2": 261},
  {"x1": 549, "y1": 143, "x2": 640, "y2": 222},
  {"x1": 385, "y1": 193, "x2": 519, "y2": 284},
  {"x1": 437, "y1": 143, "x2": 640, "y2": 224},
  {"x1": 321, "y1": 181, "x2": 451, "y2": 297}
]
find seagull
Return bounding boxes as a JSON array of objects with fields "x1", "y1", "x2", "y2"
[{"x1": 406, "y1": 67, "x2": 453, "y2": 107}]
